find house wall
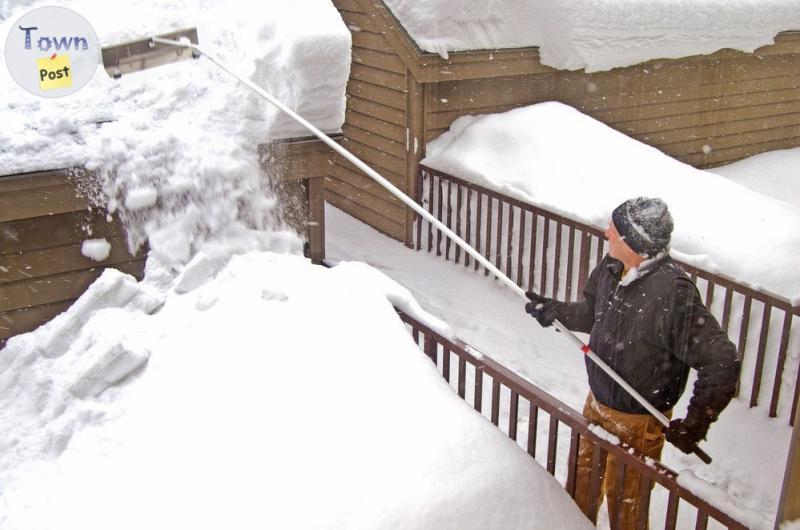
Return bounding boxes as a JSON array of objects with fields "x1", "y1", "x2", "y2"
[
  {"x1": 425, "y1": 32, "x2": 800, "y2": 168},
  {"x1": 332, "y1": 0, "x2": 800, "y2": 243},
  {"x1": 331, "y1": 0, "x2": 414, "y2": 241},
  {"x1": 0, "y1": 170, "x2": 146, "y2": 346}
]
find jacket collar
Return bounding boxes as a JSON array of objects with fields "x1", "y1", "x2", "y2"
[{"x1": 607, "y1": 250, "x2": 670, "y2": 286}]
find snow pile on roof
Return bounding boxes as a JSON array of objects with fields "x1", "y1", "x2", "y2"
[
  {"x1": 382, "y1": 0, "x2": 800, "y2": 72},
  {"x1": 0, "y1": 0, "x2": 350, "y2": 269},
  {"x1": 709, "y1": 147, "x2": 800, "y2": 210},
  {"x1": 0, "y1": 248, "x2": 592, "y2": 530},
  {"x1": 422, "y1": 102, "x2": 800, "y2": 304}
]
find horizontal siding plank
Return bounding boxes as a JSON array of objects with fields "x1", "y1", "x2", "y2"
[
  {"x1": 0, "y1": 183, "x2": 89, "y2": 223},
  {"x1": 0, "y1": 299, "x2": 74, "y2": 340},
  {"x1": 338, "y1": 10, "x2": 378, "y2": 33},
  {"x1": 343, "y1": 123, "x2": 406, "y2": 159},
  {"x1": 685, "y1": 135, "x2": 800, "y2": 167},
  {"x1": 0, "y1": 210, "x2": 127, "y2": 256},
  {"x1": 352, "y1": 47, "x2": 407, "y2": 75},
  {"x1": 346, "y1": 79, "x2": 407, "y2": 111},
  {"x1": 346, "y1": 94, "x2": 406, "y2": 125},
  {"x1": 0, "y1": 171, "x2": 73, "y2": 192},
  {"x1": 658, "y1": 118, "x2": 800, "y2": 153},
  {"x1": 345, "y1": 108, "x2": 407, "y2": 143},
  {"x1": 350, "y1": 29, "x2": 396, "y2": 54},
  {"x1": 350, "y1": 63, "x2": 406, "y2": 92},
  {"x1": 326, "y1": 189, "x2": 406, "y2": 241},
  {"x1": 0, "y1": 259, "x2": 145, "y2": 313},
  {"x1": 0, "y1": 236, "x2": 143, "y2": 283},
  {"x1": 326, "y1": 175, "x2": 405, "y2": 222},
  {"x1": 340, "y1": 135, "x2": 406, "y2": 176},
  {"x1": 641, "y1": 109, "x2": 800, "y2": 147},
  {"x1": 334, "y1": 157, "x2": 406, "y2": 194},
  {"x1": 427, "y1": 103, "x2": 531, "y2": 131}
]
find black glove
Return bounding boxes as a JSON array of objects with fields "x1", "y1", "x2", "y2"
[
  {"x1": 525, "y1": 291, "x2": 558, "y2": 328},
  {"x1": 665, "y1": 412, "x2": 710, "y2": 454}
]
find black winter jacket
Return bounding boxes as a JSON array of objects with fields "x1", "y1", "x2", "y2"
[{"x1": 554, "y1": 254, "x2": 740, "y2": 417}]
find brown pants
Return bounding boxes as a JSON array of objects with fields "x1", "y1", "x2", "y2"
[{"x1": 574, "y1": 393, "x2": 670, "y2": 530}]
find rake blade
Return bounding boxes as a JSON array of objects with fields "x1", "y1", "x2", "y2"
[{"x1": 101, "y1": 28, "x2": 199, "y2": 79}]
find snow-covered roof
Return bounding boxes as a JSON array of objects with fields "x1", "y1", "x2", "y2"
[
  {"x1": 422, "y1": 102, "x2": 800, "y2": 304},
  {"x1": 382, "y1": 0, "x2": 800, "y2": 72}
]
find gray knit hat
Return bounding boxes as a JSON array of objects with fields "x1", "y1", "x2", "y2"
[{"x1": 611, "y1": 197, "x2": 673, "y2": 257}]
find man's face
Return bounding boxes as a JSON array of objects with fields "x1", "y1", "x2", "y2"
[{"x1": 605, "y1": 220, "x2": 633, "y2": 262}]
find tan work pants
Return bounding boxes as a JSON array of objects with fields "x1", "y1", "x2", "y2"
[{"x1": 574, "y1": 393, "x2": 670, "y2": 530}]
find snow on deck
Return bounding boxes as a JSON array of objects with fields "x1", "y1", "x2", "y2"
[
  {"x1": 422, "y1": 102, "x2": 800, "y2": 305},
  {"x1": 326, "y1": 203, "x2": 792, "y2": 530},
  {"x1": 383, "y1": 0, "x2": 800, "y2": 71}
]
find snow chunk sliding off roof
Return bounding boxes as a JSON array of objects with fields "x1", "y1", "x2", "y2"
[
  {"x1": 382, "y1": 0, "x2": 800, "y2": 71},
  {"x1": 422, "y1": 102, "x2": 800, "y2": 303},
  {"x1": 0, "y1": 250, "x2": 592, "y2": 530}
]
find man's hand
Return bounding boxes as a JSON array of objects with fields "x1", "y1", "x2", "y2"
[
  {"x1": 525, "y1": 292, "x2": 558, "y2": 328},
  {"x1": 665, "y1": 415, "x2": 709, "y2": 454}
]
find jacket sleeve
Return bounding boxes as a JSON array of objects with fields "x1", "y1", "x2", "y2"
[
  {"x1": 667, "y1": 276, "x2": 741, "y2": 423},
  {"x1": 550, "y1": 261, "x2": 600, "y2": 334}
]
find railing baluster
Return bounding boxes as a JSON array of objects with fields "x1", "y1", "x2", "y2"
[
  {"x1": 454, "y1": 183, "x2": 462, "y2": 263},
  {"x1": 636, "y1": 476, "x2": 653, "y2": 530},
  {"x1": 527, "y1": 403, "x2": 539, "y2": 458},
  {"x1": 485, "y1": 196, "x2": 493, "y2": 276},
  {"x1": 595, "y1": 233, "x2": 604, "y2": 268},
  {"x1": 474, "y1": 191, "x2": 482, "y2": 271},
  {"x1": 491, "y1": 379, "x2": 501, "y2": 426},
  {"x1": 465, "y1": 188, "x2": 472, "y2": 267},
  {"x1": 705, "y1": 281, "x2": 715, "y2": 309},
  {"x1": 665, "y1": 490, "x2": 680, "y2": 530},
  {"x1": 695, "y1": 510, "x2": 709, "y2": 530},
  {"x1": 578, "y1": 230, "x2": 591, "y2": 295},
  {"x1": 517, "y1": 210, "x2": 526, "y2": 287},
  {"x1": 566, "y1": 225, "x2": 575, "y2": 302},
  {"x1": 427, "y1": 172, "x2": 434, "y2": 253},
  {"x1": 436, "y1": 175, "x2": 443, "y2": 256},
  {"x1": 445, "y1": 179, "x2": 453, "y2": 259},
  {"x1": 588, "y1": 445, "x2": 605, "y2": 523},
  {"x1": 553, "y1": 222, "x2": 563, "y2": 300},
  {"x1": 506, "y1": 205, "x2": 515, "y2": 279},
  {"x1": 611, "y1": 463, "x2": 626, "y2": 529},
  {"x1": 509, "y1": 391, "x2": 519, "y2": 440},
  {"x1": 547, "y1": 414, "x2": 558, "y2": 475},
  {"x1": 496, "y1": 201, "x2": 504, "y2": 273},
  {"x1": 750, "y1": 304, "x2": 771, "y2": 407},
  {"x1": 474, "y1": 368, "x2": 483, "y2": 412},
  {"x1": 771, "y1": 313, "x2": 794, "y2": 417},
  {"x1": 457, "y1": 356, "x2": 466, "y2": 399},
  {"x1": 541, "y1": 217, "x2": 550, "y2": 298},
  {"x1": 423, "y1": 334, "x2": 436, "y2": 364},
  {"x1": 415, "y1": 170, "x2": 424, "y2": 250},
  {"x1": 737, "y1": 296, "x2": 753, "y2": 399},
  {"x1": 528, "y1": 213, "x2": 538, "y2": 291},
  {"x1": 442, "y1": 345, "x2": 451, "y2": 381},
  {"x1": 565, "y1": 429, "x2": 580, "y2": 497},
  {"x1": 721, "y1": 288, "x2": 734, "y2": 333}
]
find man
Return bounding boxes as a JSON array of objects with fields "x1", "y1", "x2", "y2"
[{"x1": 525, "y1": 197, "x2": 740, "y2": 530}]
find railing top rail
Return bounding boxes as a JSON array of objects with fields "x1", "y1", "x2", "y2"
[
  {"x1": 419, "y1": 164, "x2": 800, "y2": 315},
  {"x1": 399, "y1": 310, "x2": 749, "y2": 529}
]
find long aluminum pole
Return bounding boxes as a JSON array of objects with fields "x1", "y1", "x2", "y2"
[{"x1": 151, "y1": 36, "x2": 711, "y2": 463}]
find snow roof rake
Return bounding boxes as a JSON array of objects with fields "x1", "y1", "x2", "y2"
[{"x1": 101, "y1": 29, "x2": 712, "y2": 465}]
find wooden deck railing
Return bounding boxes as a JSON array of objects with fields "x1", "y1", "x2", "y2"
[
  {"x1": 399, "y1": 311, "x2": 748, "y2": 530},
  {"x1": 415, "y1": 165, "x2": 800, "y2": 426}
]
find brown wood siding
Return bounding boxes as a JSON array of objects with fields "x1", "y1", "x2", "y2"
[
  {"x1": 425, "y1": 39, "x2": 800, "y2": 168},
  {"x1": 331, "y1": 3, "x2": 411, "y2": 240},
  {"x1": 0, "y1": 170, "x2": 145, "y2": 344}
]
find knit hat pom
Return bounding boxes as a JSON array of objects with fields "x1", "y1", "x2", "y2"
[{"x1": 611, "y1": 197, "x2": 673, "y2": 257}]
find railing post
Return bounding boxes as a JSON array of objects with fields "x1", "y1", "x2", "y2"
[{"x1": 776, "y1": 403, "x2": 800, "y2": 528}]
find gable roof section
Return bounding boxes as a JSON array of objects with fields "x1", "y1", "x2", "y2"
[
  {"x1": 343, "y1": 0, "x2": 800, "y2": 83},
  {"x1": 347, "y1": 0, "x2": 553, "y2": 83}
]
